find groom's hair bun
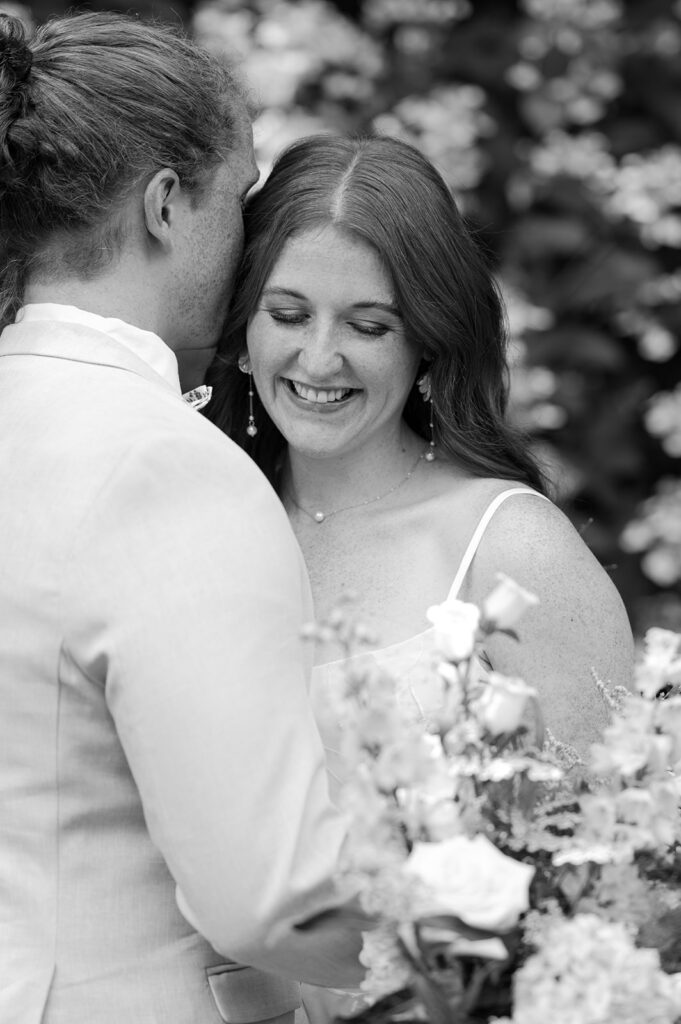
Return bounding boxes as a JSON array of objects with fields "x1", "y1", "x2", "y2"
[
  {"x1": 0, "y1": 10, "x2": 247, "y2": 328},
  {"x1": 0, "y1": 15, "x2": 32, "y2": 84},
  {"x1": 0, "y1": 15, "x2": 33, "y2": 175}
]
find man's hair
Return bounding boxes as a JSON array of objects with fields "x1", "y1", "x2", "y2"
[
  {"x1": 207, "y1": 133, "x2": 547, "y2": 494},
  {"x1": 0, "y1": 11, "x2": 245, "y2": 327}
]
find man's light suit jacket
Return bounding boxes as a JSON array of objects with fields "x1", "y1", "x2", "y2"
[{"x1": 0, "y1": 319, "x2": 364, "y2": 1024}]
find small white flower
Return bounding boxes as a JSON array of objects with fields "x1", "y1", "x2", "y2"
[
  {"x1": 645, "y1": 627, "x2": 681, "y2": 664},
  {"x1": 478, "y1": 759, "x2": 517, "y2": 782},
  {"x1": 527, "y1": 761, "x2": 563, "y2": 782},
  {"x1": 419, "y1": 798, "x2": 462, "y2": 841},
  {"x1": 481, "y1": 573, "x2": 539, "y2": 631},
  {"x1": 476, "y1": 672, "x2": 537, "y2": 736},
  {"x1": 426, "y1": 599, "x2": 481, "y2": 662},
  {"x1": 636, "y1": 628, "x2": 681, "y2": 696},
  {"x1": 553, "y1": 843, "x2": 620, "y2": 867},
  {"x1": 359, "y1": 924, "x2": 411, "y2": 1002}
]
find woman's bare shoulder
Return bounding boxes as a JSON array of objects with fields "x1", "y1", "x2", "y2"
[
  {"x1": 469, "y1": 488, "x2": 634, "y2": 738},
  {"x1": 465, "y1": 489, "x2": 613, "y2": 597},
  {"x1": 414, "y1": 469, "x2": 553, "y2": 566},
  {"x1": 409, "y1": 465, "x2": 630, "y2": 639}
]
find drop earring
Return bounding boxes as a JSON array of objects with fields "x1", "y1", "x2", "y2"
[
  {"x1": 417, "y1": 373, "x2": 436, "y2": 461},
  {"x1": 238, "y1": 357, "x2": 258, "y2": 438}
]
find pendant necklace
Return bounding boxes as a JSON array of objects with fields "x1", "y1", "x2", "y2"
[{"x1": 286, "y1": 447, "x2": 430, "y2": 525}]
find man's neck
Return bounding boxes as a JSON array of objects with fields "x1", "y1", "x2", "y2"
[{"x1": 24, "y1": 275, "x2": 161, "y2": 338}]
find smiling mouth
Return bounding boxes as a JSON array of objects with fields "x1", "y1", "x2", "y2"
[{"x1": 284, "y1": 379, "x2": 358, "y2": 405}]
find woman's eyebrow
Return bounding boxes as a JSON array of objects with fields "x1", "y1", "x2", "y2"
[
  {"x1": 351, "y1": 301, "x2": 401, "y2": 317},
  {"x1": 261, "y1": 287, "x2": 306, "y2": 300}
]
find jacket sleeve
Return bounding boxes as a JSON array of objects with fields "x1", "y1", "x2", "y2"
[{"x1": 65, "y1": 423, "x2": 369, "y2": 987}]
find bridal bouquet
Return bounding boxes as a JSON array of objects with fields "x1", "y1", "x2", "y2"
[{"x1": 310, "y1": 580, "x2": 681, "y2": 1024}]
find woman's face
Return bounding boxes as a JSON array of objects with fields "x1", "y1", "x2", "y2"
[{"x1": 246, "y1": 224, "x2": 422, "y2": 461}]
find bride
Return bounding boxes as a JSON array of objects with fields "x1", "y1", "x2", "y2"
[{"x1": 207, "y1": 133, "x2": 634, "y2": 765}]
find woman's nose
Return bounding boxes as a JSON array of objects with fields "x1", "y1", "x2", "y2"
[{"x1": 297, "y1": 326, "x2": 343, "y2": 380}]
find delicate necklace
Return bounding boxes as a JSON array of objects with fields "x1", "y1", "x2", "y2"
[{"x1": 286, "y1": 447, "x2": 429, "y2": 524}]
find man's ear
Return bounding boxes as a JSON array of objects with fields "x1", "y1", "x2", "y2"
[{"x1": 143, "y1": 168, "x2": 182, "y2": 246}]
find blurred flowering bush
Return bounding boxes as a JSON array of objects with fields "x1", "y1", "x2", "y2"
[
  {"x1": 307, "y1": 585, "x2": 681, "y2": 1024},
  {"x1": 188, "y1": 0, "x2": 681, "y2": 632}
]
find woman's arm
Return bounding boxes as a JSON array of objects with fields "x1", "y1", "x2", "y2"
[{"x1": 464, "y1": 495, "x2": 635, "y2": 755}]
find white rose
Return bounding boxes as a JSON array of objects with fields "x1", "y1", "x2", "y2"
[
  {"x1": 481, "y1": 573, "x2": 539, "y2": 632},
  {"x1": 426, "y1": 599, "x2": 480, "y2": 662},
  {"x1": 476, "y1": 672, "x2": 537, "y2": 737},
  {"x1": 403, "y1": 833, "x2": 534, "y2": 933}
]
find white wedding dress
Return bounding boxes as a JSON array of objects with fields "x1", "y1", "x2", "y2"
[
  {"x1": 309, "y1": 487, "x2": 547, "y2": 807},
  {"x1": 299, "y1": 487, "x2": 548, "y2": 1024}
]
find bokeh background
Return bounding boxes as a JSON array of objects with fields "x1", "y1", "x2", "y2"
[{"x1": 5, "y1": 0, "x2": 681, "y2": 636}]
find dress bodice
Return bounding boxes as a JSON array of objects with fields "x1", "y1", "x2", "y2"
[{"x1": 309, "y1": 487, "x2": 548, "y2": 803}]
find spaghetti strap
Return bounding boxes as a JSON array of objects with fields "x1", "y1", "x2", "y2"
[{"x1": 446, "y1": 488, "x2": 550, "y2": 601}]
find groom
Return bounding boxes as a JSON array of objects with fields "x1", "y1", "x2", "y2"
[{"x1": 0, "y1": 12, "x2": 366, "y2": 1024}]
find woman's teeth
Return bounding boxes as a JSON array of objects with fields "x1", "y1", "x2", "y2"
[{"x1": 288, "y1": 380, "x2": 353, "y2": 404}]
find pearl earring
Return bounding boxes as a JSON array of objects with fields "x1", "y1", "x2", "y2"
[
  {"x1": 238, "y1": 358, "x2": 258, "y2": 438},
  {"x1": 417, "y1": 373, "x2": 436, "y2": 461}
]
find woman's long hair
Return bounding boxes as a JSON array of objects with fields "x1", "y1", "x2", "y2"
[
  {"x1": 206, "y1": 134, "x2": 548, "y2": 495},
  {"x1": 0, "y1": 11, "x2": 244, "y2": 329}
]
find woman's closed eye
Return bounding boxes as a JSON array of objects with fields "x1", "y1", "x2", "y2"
[
  {"x1": 264, "y1": 308, "x2": 394, "y2": 338},
  {"x1": 350, "y1": 320, "x2": 391, "y2": 337},
  {"x1": 268, "y1": 309, "x2": 308, "y2": 326}
]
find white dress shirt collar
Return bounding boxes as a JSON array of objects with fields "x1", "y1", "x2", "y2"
[{"x1": 16, "y1": 303, "x2": 181, "y2": 394}]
